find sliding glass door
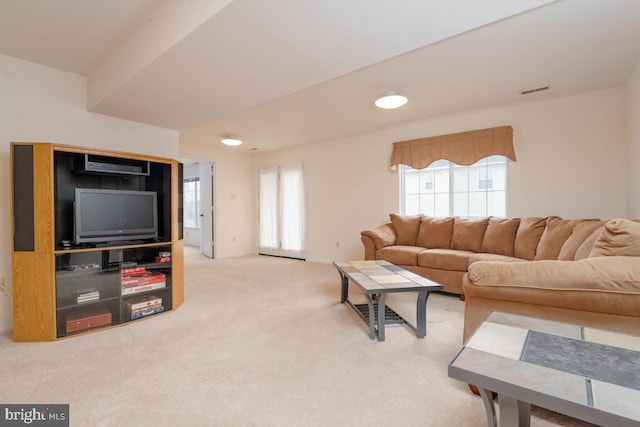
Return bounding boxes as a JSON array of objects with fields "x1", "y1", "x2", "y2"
[{"x1": 259, "y1": 163, "x2": 306, "y2": 259}]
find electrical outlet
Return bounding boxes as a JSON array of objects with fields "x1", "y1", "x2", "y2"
[
  {"x1": 232, "y1": 236, "x2": 236, "y2": 243},
  {"x1": 336, "y1": 241, "x2": 340, "y2": 248}
]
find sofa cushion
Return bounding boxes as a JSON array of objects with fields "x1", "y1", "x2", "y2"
[
  {"x1": 418, "y1": 249, "x2": 475, "y2": 272},
  {"x1": 575, "y1": 227, "x2": 603, "y2": 260},
  {"x1": 557, "y1": 220, "x2": 603, "y2": 261},
  {"x1": 590, "y1": 219, "x2": 640, "y2": 257},
  {"x1": 376, "y1": 245, "x2": 424, "y2": 266},
  {"x1": 416, "y1": 217, "x2": 454, "y2": 249},
  {"x1": 464, "y1": 256, "x2": 640, "y2": 317},
  {"x1": 514, "y1": 217, "x2": 547, "y2": 260},
  {"x1": 534, "y1": 216, "x2": 578, "y2": 260},
  {"x1": 468, "y1": 253, "x2": 525, "y2": 269},
  {"x1": 361, "y1": 223, "x2": 396, "y2": 250},
  {"x1": 389, "y1": 213, "x2": 422, "y2": 246},
  {"x1": 480, "y1": 217, "x2": 521, "y2": 257},
  {"x1": 468, "y1": 256, "x2": 640, "y2": 292},
  {"x1": 450, "y1": 217, "x2": 489, "y2": 252}
]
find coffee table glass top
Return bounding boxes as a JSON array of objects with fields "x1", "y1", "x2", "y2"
[
  {"x1": 450, "y1": 311, "x2": 640, "y2": 423},
  {"x1": 333, "y1": 260, "x2": 442, "y2": 292}
]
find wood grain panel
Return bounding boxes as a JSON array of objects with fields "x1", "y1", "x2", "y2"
[
  {"x1": 12, "y1": 253, "x2": 56, "y2": 341},
  {"x1": 172, "y1": 240, "x2": 185, "y2": 308},
  {"x1": 33, "y1": 144, "x2": 54, "y2": 253}
]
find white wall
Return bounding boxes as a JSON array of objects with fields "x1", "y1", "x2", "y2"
[
  {"x1": 0, "y1": 53, "x2": 179, "y2": 334},
  {"x1": 180, "y1": 141, "x2": 255, "y2": 258},
  {"x1": 627, "y1": 60, "x2": 640, "y2": 218},
  {"x1": 253, "y1": 88, "x2": 628, "y2": 263}
]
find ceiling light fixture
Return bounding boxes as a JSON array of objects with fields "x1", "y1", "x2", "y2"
[
  {"x1": 374, "y1": 92, "x2": 408, "y2": 109},
  {"x1": 221, "y1": 136, "x2": 243, "y2": 146}
]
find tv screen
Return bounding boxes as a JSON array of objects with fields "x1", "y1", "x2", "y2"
[{"x1": 74, "y1": 188, "x2": 158, "y2": 244}]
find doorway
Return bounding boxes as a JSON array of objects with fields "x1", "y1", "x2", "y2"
[
  {"x1": 258, "y1": 163, "x2": 306, "y2": 260},
  {"x1": 182, "y1": 160, "x2": 216, "y2": 258}
]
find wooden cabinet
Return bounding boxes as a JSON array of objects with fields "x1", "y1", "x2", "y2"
[{"x1": 10, "y1": 142, "x2": 184, "y2": 341}]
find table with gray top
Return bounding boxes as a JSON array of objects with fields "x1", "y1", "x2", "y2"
[
  {"x1": 448, "y1": 311, "x2": 640, "y2": 427},
  {"x1": 333, "y1": 260, "x2": 443, "y2": 342}
]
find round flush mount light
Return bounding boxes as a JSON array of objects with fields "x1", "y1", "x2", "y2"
[
  {"x1": 374, "y1": 92, "x2": 408, "y2": 109},
  {"x1": 221, "y1": 136, "x2": 243, "y2": 146}
]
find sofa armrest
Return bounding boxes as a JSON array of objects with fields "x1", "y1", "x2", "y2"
[{"x1": 361, "y1": 223, "x2": 397, "y2": 259}]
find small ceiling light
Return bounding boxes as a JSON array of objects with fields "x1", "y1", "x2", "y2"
[
  {"x1": 375, "y1": 92, "x2": 408, "y2": 109},
  {"x1": 221, "y1": 136, "x2": 243, "y2": 146}
]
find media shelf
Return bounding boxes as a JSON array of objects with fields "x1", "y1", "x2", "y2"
[
  {"x1": 11, "y1": 142, "x2": 184, "y2": 341},
  {"x1": 54, "y1": 245, "x2": 173, "y2": 338}
]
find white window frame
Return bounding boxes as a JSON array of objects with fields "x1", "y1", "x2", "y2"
[{"x1": 399, "y1": 156, "x2": 508, "y2": 218}]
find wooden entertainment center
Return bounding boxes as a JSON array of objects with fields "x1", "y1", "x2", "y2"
[{"x1": 10, "y1": 142, "x2": 184, "y2": 341}]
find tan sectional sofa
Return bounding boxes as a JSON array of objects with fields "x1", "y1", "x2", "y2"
[{"x1": 362, "y1": 215, "x2": 640, "y2": 338}]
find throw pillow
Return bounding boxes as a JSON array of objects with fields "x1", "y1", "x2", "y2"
[
  {"x1": 534, "y1": 216, "x2": 579, "y2": 260},
  {"x1": 389, "y1": 213, "x2": 422, "y2": 246},
  {"x1": 450, "y1": 217, "x2": 489, "y2": 253},
  {"x1": 416, "y1": 217, "x2": 454, "y2": 249},
  {"x1": 513, "y1": 217, "x2": 547, "y2": 260},
  {"x1": 480, "y1": 217, "x2": 521, "y2": 257},
  {"x1": 574, "y1": 227, "x2": 603, "y2": 260},
  {"x1": 557, "y1": 220, "x2": 603, "y2": 261},
  {"x1": 589, "y1": 219, "x2": 640, "y2": 257}
]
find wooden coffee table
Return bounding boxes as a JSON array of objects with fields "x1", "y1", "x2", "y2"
[
  {"x1": 333, "y1": 260, "x2": 442, "y2": 342},
  {"x1": 449, "y1": 311, "x2": 640, "y2": 427}
]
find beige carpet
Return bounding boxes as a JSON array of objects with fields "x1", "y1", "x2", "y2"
[{"x1": 0, "y1": 249, "x2": 593, "y2": 426}]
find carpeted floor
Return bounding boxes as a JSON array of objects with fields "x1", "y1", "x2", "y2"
[{"x1": 0, "y1": 249, "x2": 593, "y2": 426}]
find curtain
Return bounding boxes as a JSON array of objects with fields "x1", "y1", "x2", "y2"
[
  {"x1": 279, "y1": 163, "x2": 305, "y2": 252},
  {"x1": 390, "y1": 125, "x2": 515, "y2": 169},
  {"x1": 259, "y1": 167, "x2": 278, "y2": 249}
]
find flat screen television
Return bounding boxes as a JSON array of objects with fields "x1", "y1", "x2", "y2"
[{"x1": 74, "y1": 188, "x2": 158, "y2": 244}]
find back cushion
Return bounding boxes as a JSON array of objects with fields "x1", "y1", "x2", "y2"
[
  {"x1": 450, "y1": 217, "x2": 489, "y2": 253},
  {"x1": 535, "y1": 216, "x2": 577, "y2": 260},
  {"x1": 416, "y1": 217, "x2": 454, "y2": 249},
  {"x1": 575, "y1": 227, "x2": 603, "y2": 260},
  {"x1": 589, "y1": 219, "x2": 640, "y2": 257},
  {"x1": 480, "y1": 217, "x2": 521, "y2": 257},
  {"x1": 514, "y1": 217, "x2": 547, "y2": 260},
  {"x1": 557, "y1": 220, "x2": 603, "y2": 261},
  {"x1": 389, "y1": 213, "x2": 422, "y2": 246}
]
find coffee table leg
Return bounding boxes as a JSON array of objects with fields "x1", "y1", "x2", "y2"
[
  {"x1": 499, "y1": 395, "x2": 531, "y2": 427},
  {"x1": 376, "y1": 293, "x2": 387, "y2": 342},
  {"x1": 416, "y1": 290, "x2": 430, "y2": 338},
  {"x1": 364, "y1": 294, "x2": 376, "y2": 340},
  {"x1": 339, "y1": 272, "x2": 349, "y2": 303},
  {"x1": 478, "y1": 388, "x2": 497, "y2": 427}
]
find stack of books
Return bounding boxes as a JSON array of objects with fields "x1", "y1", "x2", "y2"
[
  {"x1": 155, "y1": 251, "x2": 171, "y2": 263},
  {"x1": 75, "y1": 288, "x2": 100, "y2": 304},
  {"x1": 125, "y1": 295, "x2": 164, "y2": 320},
  {"x1": 121, "y1": 266, "x2": 166, "y2": 295},
  {"x1": 65, "y1": 307, "x2": 112, "y2": 334}
]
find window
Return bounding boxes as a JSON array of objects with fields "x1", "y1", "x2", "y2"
[
  {"x1": 183, "y1": 177, "x2": 201, "y2": 228},
  {"x1": 400, "y1": 155, "x2": 507, "y2": 218}
]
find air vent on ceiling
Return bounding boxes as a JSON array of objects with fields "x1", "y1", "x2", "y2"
[{"x1": 520, "y1": 85, "x2": 550, "y2": 95}]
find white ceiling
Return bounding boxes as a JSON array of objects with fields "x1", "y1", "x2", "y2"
[{"x1": 1, "y1": 0, "x2": 639, "y2": 152}]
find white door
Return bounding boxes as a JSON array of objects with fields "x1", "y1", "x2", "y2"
[
  {"x1": 199, "y1": 162, "x2": 215, "y2": 258},
  {"x1": 259, "y1": 163, "x2": 306, "y2": 259}
]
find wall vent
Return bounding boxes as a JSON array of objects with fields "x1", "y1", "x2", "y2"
[{"x1": 520, "y1": 86, "x2": 550, "y2": 95}]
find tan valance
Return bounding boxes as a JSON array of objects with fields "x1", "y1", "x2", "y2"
[{"x1": 390, "y1": 125, "x2": 515, "y2": 169}]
